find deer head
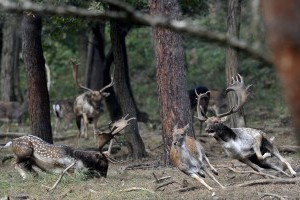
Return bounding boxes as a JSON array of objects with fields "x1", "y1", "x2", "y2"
[
  {"x1": 96, "y1": 115, "x2": 135, "y2": 151},
  {"x1": 194, "y1": 74, "x2": 252, "y2": 134},
  {"x1": 70, "y1": 59, "x2": 114, "y2": 102}
]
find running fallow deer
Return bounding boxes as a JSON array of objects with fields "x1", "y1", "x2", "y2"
[
  {"x1": 195, "y1": 74, "x2": 297, "y2": 177},
  {"x1": 170, "y1": 124, "x2": 225, "y2": 191},
  {"x1": 0, "y1": 135, "x2": 109, "y2": 179},
  {"x1": 52, "y1": 99, "x2": 76, "y2": 136},
  {"x1": 71, "y1": 60, "x2": 114, "y2": 139}
]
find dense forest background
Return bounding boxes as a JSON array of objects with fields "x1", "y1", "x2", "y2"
[{"x1": 0, "y1": 0, "x2": 285, "y2": 125}]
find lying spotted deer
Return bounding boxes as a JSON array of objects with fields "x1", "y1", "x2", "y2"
[
  {"x1": 1, "y1": 136, "x2": 109, "y2": 179},
  {"x1": 0, "y1": 115, "x2": 133, "y2": 180},
  {"x1": 195, "y1": 74, "x2": 297, "y2": 177},
  {"x1": 170, "y1": 124, "x2": 225, "y2": 191},
  {"x1": 71, "y1": 60, "x2": 113, "y2": 139}
]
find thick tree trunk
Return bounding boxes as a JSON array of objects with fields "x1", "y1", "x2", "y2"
[
  {"x1": 0, "y1": 15, "x2": 20, "y2": 101},
  {"x1": 110, "y1": 16, "x2": 146, "y2": 159},
  {"x1": 149, "y1": 0, "x2": 193, "y2": 165},
  {"x1": 225, "y1": 0, "x2": 246, "y2": 128},
  {"x1": 22, "y1": 13, "x2": 52, "y2": 143},
  {"x1": 260, "y1": 0, "x2": 300, "y2": 144}
]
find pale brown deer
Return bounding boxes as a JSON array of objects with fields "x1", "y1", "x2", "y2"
[
  {"x1": 195, "y1": 74, "x2": 296, "y2": 177},
  {"x1": 0, "y1": 99, "x2": 28, "y2": 132},
  {"x1": 52, "y1": 99, "x2": 76, "y2": 136},
  {"x1": 170, "y1": 124, "x2": 225, "y2": 191},
  {"x1": 1, "y1": 135, "x2": 109, "y2": 179},
  {"x1": 71, "y1": 60, "x2": 114, "y2": 139}
]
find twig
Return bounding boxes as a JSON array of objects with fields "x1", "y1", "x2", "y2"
[
  {"x1": 175, "y1": 186, "x2": 199, "y2": 193},
  {"x1": 124, "y1": 162, "x2": 161, "y2": 170},
  {"x1": 151, "y1": 175, "x2": 171, "y2": 183},
  {"x1": 237, "y1": 177, "x2": 300, "y2": 187},
  {"x1": 152, "y1": 172, "x2": 159, "y2": 183},
  {"x1": 226, "y1": 166, "x2": 278, "y2": 179},
  {"x1": 118, "y1": 187, "x2": 155, "y2": 194},
  {"x1": 155, "y1": 180, "x2": 181, "y2": 191},
  {"x1": 259, "y1": 192, "x2": 287, "y2": 200},
  {"x1": 44, "y1": 162, "x2": 76, "y2": 192}
]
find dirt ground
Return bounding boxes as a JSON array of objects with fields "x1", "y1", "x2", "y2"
[{"x1": 0, "y1": 116, "x2": 300, "y2": 200}]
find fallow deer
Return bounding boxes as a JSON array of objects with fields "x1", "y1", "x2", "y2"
[
  {"x1": 0, "y1": 99, "x2": 28, "y2": 132},
  {"x1": 170, "y1": 124, "x2": 225, "y2": 191},
  {"x1": 52, "y1": 99, "x2": 76, "y2": 136},
  {"x1": 195, "y1": 74, "x2": 297, "y2": 177},
  {"x1": 97, "y1": 114, "x2": 135, "y2": 156},
  {"x1": 71, "y1": 60, "x2": 114, "y2": 139},
  {"x1": 1, "y1": 135, "x2": 109, "y2": 179}
]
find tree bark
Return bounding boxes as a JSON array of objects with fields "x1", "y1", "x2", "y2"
[
  {"x1": 149, "y1": 0, "x2": 193, "y2": 165},
  {"x1": 22, "y1": 13, "x2": 52, "y2": 143},
  {"x1": 110, "y1": 13, "x2": 146, "y2": 159},
  {"x1": 225, "y1": 0, "x2": 246, "y2": 128},
  {"x1": 0, "y1": 15, "x2": 20, "y2": 101}
]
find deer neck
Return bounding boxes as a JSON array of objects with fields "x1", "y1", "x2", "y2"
[{"x1": 216, "y1": 124, "x2": 237, "y2": 142}]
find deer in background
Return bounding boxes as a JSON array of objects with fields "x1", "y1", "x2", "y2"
[
  {"x1": 52, "y1": 99, "x2": 76, "y2": 136},
  {"x1": 71, "y1": 60, "x2": 114, "y2": 139},
  {"x1": 170, "y1": 124, "x2": 225, "y2": 191},
  {"x1": 0, "y1": 98, "x2": 28, "y2": 132},
  {"x1": 195, "y1": 74, "x2": 296, "y2": 177}
]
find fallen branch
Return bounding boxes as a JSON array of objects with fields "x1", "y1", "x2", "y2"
[
  {"x1": 155, "y1": 181, "x2": 181, "y2": 191},
  {"x1": 174, "y1": 186, "x2": 199, "y2": 193},
  {"x1": 226, "y1": 166, "x2": 278, "y2": 179},
  {"x1": 237, "y1": 177, "x2": 300, "y2": 187},
  {"x1": 124, "y1": 162, "x2": 161, "y2": 170},
  {"x1": 118, "y1": 187, "x2": 155, "y2": 194},
  {"x1": 43, "y1": 162, "x2": 76, "y2": 192},
  {"x1": 278, "y1": 145, "x2": 300, "y2": 153},
  {"x1": 0, "y1": 132, "x2": 26, "y2": 139},
  {"x1": 151, "y1": 175, "x2": 171, "y2": 183}
]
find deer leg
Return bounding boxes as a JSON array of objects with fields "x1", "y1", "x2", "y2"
[
  {"x1": 253, "y1": 135, "x2": 271, "y2": 160},
  {"x1": 82, "y1": 114, "x2": 88, "y2": 139},
  {"x1": 240, "y1": 158, "x2": 263, "y2": 172},
  {"x1": 269, "y1": 146, "x2": 297, "y2": 177},
  {"x1": 203, "y1": 154, "x2": 218, "y2": 175},
  {"x1": 54, "y1": 117, "x2": 60, "y2": 136},
  {"x1": 190, "y1": 173, "x2": 213, "y2": 191},
  {"x1": 203, "y1": 166, "x2": 225, "y2": 189}
]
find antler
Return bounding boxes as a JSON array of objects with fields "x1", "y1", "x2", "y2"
[
  {"x1": 217, "y1": 74, "x2": 252, "y2": 118},
  {"x1": 194, "y1": 90, "x2": 210, "y2": 122},
  {"x1": 99, "y1": 78, "x2": 114, "y2": 93},
  {"x1": 70, "y1": 59, "x2": 93, "y2": 92},
  {"x1": 110, "y1": 114, "x2": 135, "y2": 135}
]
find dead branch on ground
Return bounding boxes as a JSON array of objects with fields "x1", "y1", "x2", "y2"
[
  {"x1": 237, "y1": 177, "x2": 300, "y2": 187},
  {"x1": 226, "y1": 166, "x2": 278, "y2": 179},
  {"x1": 155, "y1": 181, "x2": 181, "y2": 191},
  {"x1": 258, "y1": 192, "x2": 287, "y2": 200}
]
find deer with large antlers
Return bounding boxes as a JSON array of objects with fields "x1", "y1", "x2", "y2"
[
  {"x1": 195, "y1": 74, "x2": 296, "y2": 177},
  {"x1": 71, "y1": 60, "x2": 114, "y2": 139}
]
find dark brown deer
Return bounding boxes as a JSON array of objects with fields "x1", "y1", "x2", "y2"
[
  {"x1": 170, "y1": 124, "x2": 225, "y2": 191},
  {"x1": 52, "y1": 99, "x2": 75, "y2": 136},
  {"x1": 0, "y1": 135, "x2": 109, "y2": 179},
  {"x1": 71, "y1": 60, "x2": 113, "y2": 139},
  {"x1": 195, "y1": 74, "x2": 296, "y2": 177},
  {"x1": 0, "y1": 99, "x2": 28, "y2": 132}
]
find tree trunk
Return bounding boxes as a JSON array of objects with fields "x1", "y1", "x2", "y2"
[
  {"x1": 22, "y1": 13, "x2": 52, "y2": 143},
  {"x1": 260, "y1": 0, "x2": 300, "y2": 144},
  {"x1": 85, "y1": 23, "x2": 105, "y2": 90},
  {"x1": 149, "y1": 0, "x2": 193, "y2": 165},
  {"x1": 0, "y1": 15, "x2": 20, "y2": 101},
  {"x1": 110, "y1": 15, "x2": 146, "y2": 159},
  {"x1": 225, "y1": 0, "x2": 245, "y2": 128}
]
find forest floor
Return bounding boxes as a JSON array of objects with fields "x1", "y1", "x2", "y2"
[{"x1": 0, "y1": 113, "x2": 300, "y2": 200}]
